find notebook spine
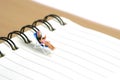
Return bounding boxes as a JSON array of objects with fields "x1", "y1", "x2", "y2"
[
  {"x1": 20, "y1": 25, "x2": 39, "y2": 33},
  {"x1": 7, "y1": 31, "x2": 31, "y2": 44},
  {"x1": 0, "y1": 14, "x2": 65, "y2": 56},
  {"x1": 32, "y1": 19, "x2": 55, "y2": 31},
  {"x1": 0, "y1": 37, "x2": 18, "y2": 50},
  {"x1": 44, "y1": 14, "x2": 66, "y2": 25}
]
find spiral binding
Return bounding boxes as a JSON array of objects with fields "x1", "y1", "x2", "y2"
[
  {"x1": 7, "y1": 31, "x2": 31, "y2": 44},
  {"x1": 32, "y1": 19, "x2": 55, "y2": 31},
  {"x1": 44, "y1": 14, "x2": 66, "y2": 25},
  {"x1": 0, "y1": 14, "x2": 65, "y2": 52},
  {"x1": 0, "y1": 37, "x2": 18, "y2": 50},
  {"x1": 0, "y1": 51, "x2": 4, "y2": 58},
  {"x1": 20, "y1": 25, "x2": 39, "y2": 33}
]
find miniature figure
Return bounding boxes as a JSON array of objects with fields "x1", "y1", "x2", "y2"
[{"x1": 36, "y1": 31, "x2": 55, "y2": 50}]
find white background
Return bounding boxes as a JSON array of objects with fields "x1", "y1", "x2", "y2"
[{"x1": 33, "y1": 0, "x2": 120, "y2": 30}]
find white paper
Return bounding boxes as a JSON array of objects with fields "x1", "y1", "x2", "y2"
[{"x1": 0, "y1": 17, "x2": 120, "y2": 80}]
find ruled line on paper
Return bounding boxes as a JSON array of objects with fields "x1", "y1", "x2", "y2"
[
  {"x1": 4, "y1": 57, "x2": 55, "y2": 80},
  {"x1": 53, "y1": 53, "x2": 106, "y2": 77},
  {"x1": 53, "y1": 39, "x2": 120, "y2": 69},
  {"x1": 60, "y1": 38, "x2": 120, "y2": 67},
  {"x1": 52, "y1": 29, "x2": 120, "y2": 61},
  {"x1": 20, "y1": 47, "x2": 93, "y2": 80},
  {"x1": 62, "y1": 28, "x2": 120, "y2": 59},
  {"x1": 0, "y1": 64, "x2": 33, "y2": 80},
  {"x1": 12, "y1": 51, "x2": 74, "y2": 80},
  {"x1": 0, "y1": 74, "x2": 12, "y2": 80},
  {"x1": 48, "y1": 30, "x2": 120, "y2": 70},
  {"x1": 62, "y1": 18, "x2": 120, "y2": 47},
  {"x1": 54, "y1": 46, "x2": 114, "y2": 73}
]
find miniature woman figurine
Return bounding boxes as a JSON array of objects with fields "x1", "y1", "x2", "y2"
[{"x1": 36, "y1": 31, "x2": 55, "y2": 50}]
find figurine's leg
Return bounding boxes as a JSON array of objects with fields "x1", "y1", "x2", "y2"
[{"x1": 45, "y1": 41, "x2": 55, "y2": 50}]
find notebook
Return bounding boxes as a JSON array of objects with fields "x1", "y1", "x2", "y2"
[{"x1": 0, "y1": 14, "x2": 120, "y2": 80}]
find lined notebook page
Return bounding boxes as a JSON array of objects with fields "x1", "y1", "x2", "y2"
[{"x1": 0, "y1": 17, "x2": 120, "y2": 80}]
